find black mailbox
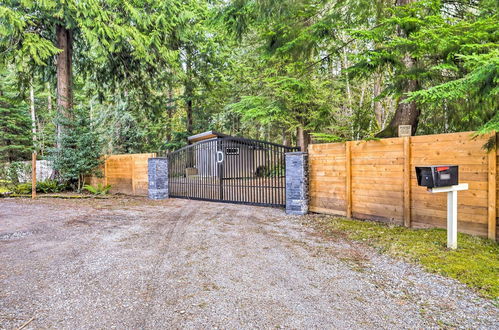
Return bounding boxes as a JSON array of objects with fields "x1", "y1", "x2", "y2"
[{"x1": 416, "y1": 165, "x2": 458, "y2": 188}]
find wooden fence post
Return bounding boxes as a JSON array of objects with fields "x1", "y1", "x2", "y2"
[
  {"x1": 104, "y1": 155, "x2": 108, "y2": 186},
  {"x1": 403, "y1": 136, "x2": 411, "y2": 227},
  {"x1": 131, "y1": 155, "x2": 136, "y2": 195},
  {"x1": 346, "y1": 141, "x2": 352, "y2": 218},
  {"x1": 31, "y1": 152, "x2": 36, "y2": 199},
  {"x1": 487, "y1": 132, "x2": 497, "y2": 240}
]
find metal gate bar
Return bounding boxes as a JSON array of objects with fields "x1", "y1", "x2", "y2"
[{"x1": 167, "y1": 136, "x2": 297, "y2": 207}]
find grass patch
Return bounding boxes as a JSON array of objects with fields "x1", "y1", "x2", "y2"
[
  {"x1": 313, "y1": 216, "x2": 499, "y2": 300},
  {"x1": 0, "y1": 186, "x2": 11, "y2": 194},
  {"x1": 4, "y1": 193, "x2": 110, "y2": 199}
]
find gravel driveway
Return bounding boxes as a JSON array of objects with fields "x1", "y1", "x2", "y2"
[{"x1": 0, "y1": 197, "x2": 497, "y2": 329}]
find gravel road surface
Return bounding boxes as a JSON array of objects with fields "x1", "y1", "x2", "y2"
[{"x1": 0, "y1": 197, "x2": 497, "y2": 329}]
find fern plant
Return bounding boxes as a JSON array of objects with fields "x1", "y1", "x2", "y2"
[
  {"x1": 36, "y1": 180, "x2": 64, "y2": 193},
  {"x1": 83, "y1": 184, "x2": 111, "y2": 195}
]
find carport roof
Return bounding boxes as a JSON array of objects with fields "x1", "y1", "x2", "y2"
[{"x1": 188, "y1": 131, "x2": 229, "y2": 143}]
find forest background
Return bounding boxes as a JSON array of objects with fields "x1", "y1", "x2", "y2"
[{"x1": 0, "y1": 0, "x2": 497, "y2": 167}]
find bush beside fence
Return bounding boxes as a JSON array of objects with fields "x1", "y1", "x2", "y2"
[{"x1": 308, "y1": 131, "x2": 498, "y2": 241}]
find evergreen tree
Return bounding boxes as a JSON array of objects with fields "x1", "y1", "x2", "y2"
[
  {"x1": 0, "y1": 100, "x2": 32, "y2": 162},
  {"x1": 49, "y1": 106, "x2": 103, "y2": 192},
  {"x1": 0, "y1": 68, "x2": 32, "y2": 161},
  {"x1": 0, "y1": 0, "x2": 496, "y2": 159},
  {"x1": 0, "y1": 0, "x2": 183, "y2": 147}
]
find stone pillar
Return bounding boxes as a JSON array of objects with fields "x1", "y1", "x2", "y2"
[
  {"x1": 285, "y1": 152, "x2": 308, "y2": 215},
  {"x1": 148, "y1": 157, "x2": 168, "y2": 200}
]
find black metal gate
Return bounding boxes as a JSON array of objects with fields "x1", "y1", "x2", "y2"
[{"x1": 167, "y1": 137, "x2": 298, "y2": 207}]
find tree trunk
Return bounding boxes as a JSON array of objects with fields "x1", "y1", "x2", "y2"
[
  {"x1": 297, "y1": 126, "x2": 310, "y2": 152},
  {"x1": 47, "y1": 82, "x2": 52, "y2": 113},
  {"x1": 186, "y1": 97, "x2": 193, "y2": 136},
  {"x1": 373, "y1": 73, "x2": 384, "y2": 128},
  {"x1": 376, "y1": 0, "x2": 420, "y2": 138},
  {"x1": 38, "y1": 82, "x2": 52, "y2": 157},
  {"x1": 29, "y1": 78, "x2": 36, "y2": 148},
  {"x1": 166, "y1": 87, "x2": 174, "y2": 142},
  {"x1": 282, "y1": 128, "x2": 290, "y2": 147},
  {"x1": 56, "y1": 24, "x2": 73, "y2": 148},
  {"x1": 184, "y1": 47, "x2": 194, "y2": 139}
]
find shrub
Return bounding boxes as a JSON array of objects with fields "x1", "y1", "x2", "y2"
[
  {"x1": 268, "y1": 165, "x2": 285, "y2": 177},
  {"x1": 11, "y1": 180, "x2": 67, "y2": 194},
  {"x1": 255, "y1": 165, "x2": 285, "y2": 177},
  {"x1": 0, "y1": 162, "x2": 32, "y2": 184},
  {"x1": 13, "y1": 183, "x2": 31, "y2": 194},
  {"x1": 49, "y1": 107, "x2": 104, "y2": 192},
  {"x1": 36, "y1": 180, "x2": 65, "y2": 193},
  {"x1": 83, "y1": 183, "x2": 111, "y2": 195}
]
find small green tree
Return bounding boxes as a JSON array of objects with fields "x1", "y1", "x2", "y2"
[
  {"x1": 49, "y1": 106, "x2": 103, "y2": 192},
  {"x1": 0, "y1": 100, "x2": 32, "y2": 162},
  {"x1": 0, "y1": 68, "x2": 33, "y2": 162}
]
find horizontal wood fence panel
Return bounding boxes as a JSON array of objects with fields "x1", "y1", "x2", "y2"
[
  {"x1": 350, "y1": 138, "x2": 405, "y2": 224},
  {"x1": 89, "y1": 153, "x2": 156, "y2": 196},
  {"x1": 308, "y1": 131, "x2": 498, "y2": 240},
  {"x1": 410, "y1": 132, "x2": 489, "y2": 237},
  {"x1": 309, "y1": 143, "x2": 347, "y2": 215}
]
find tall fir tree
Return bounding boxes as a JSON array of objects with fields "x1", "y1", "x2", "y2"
[{"x1": 0, "y1": 68, "x2": 32, "y2": 161}]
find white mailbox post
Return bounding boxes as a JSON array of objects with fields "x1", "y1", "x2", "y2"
[{"x1": 427, "y1": 183, "x2": 468, "y2": 249}]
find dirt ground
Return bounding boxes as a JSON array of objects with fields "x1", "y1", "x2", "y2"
[{"x1": 1, "y1": 197, "x2": 497, "y2": 329}]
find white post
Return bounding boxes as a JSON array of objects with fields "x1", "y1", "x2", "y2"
[
  {"x1": 447, "y1": 190, "x2": 458, "y2": 249},
  {"x1": 428, "y1": 183, "x2": 468, "y2": 250}
]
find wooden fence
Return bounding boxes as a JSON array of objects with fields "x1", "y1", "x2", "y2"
[
  {"x1": 308, "y1": 131, "x2": 498, "y2": 240},
  {"x1": 89, "y1": 153, "x2": 156, "y2": 195}
]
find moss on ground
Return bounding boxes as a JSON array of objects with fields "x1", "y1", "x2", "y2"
[
  {"x1": 4, "y1": 193, "x2": 110, "y2": 199},
  {"x1": 313, "y1": 216, "x2": 499, "y2": 300}
]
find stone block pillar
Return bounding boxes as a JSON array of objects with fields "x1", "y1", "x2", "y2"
[
  {"x1": 148, "y1": 157, "x2": 168, "y2": 200},
  {"x1": 285, "y1": 152, "x2": 308, "y2": 215}
]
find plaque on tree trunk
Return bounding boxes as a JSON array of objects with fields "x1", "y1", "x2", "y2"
[{"x1": 398, "y1": 125, "x2": 412, "y2": 137}]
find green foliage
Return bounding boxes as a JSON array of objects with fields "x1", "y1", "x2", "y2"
[
  {"x1": 253, "y1": 164, "x2": 286, "y2": 178},
  {"x1": 0, "y1": 69, "x2": 32, "y2": 161},
  {"x1": 0, "y1": 0, "x2": 195, "y2": 156},
  {"x1": 83, "y1": 183, "x2": 111, "y2": 195},
  {"x1": 0, "y1": 0, "x2": 497, "y2": 161},
  {"x1": 218, "y1": 0, "x2": 497, "y2": 141},
  {"x1": 313, "y1": 215, "x2": 499, "y2": 300},
  {"x1": 310, "y1": 133, "x2": 346, "y2": 143},
  {"x1": 36, "y1": 179, "x2": 65, "y2": 193},
  {"x1": 267, "y1": 165, "x2": 285, "y2": 178},
  {"x1": 0, "y1": 161, "x2": 32, "y2": 184},
  {"x1": 228, "y1": 96, "x2": 285, "y2": 126},
  {"x1": 49, "y1": 107, "x2": 103, "y2": 192},
  {"x1": 401, "y1": 16, "x2": 499, "y2": 124},
  {"x1": 163, "y1": 131, "x2": 190, "y2": 152},
  {"x1": 473, "y1": 111, "x2": 499, "y2": 151},
  {"x1": 10, "y1": 180, "x2": 67, "y2": 194},
  {"x1": 13, "y1": 183, "x2": 31, "y2": 194},
  {"x1": 476, "y1": 112, "x2": 499, "y2": 136},
  {"x1": 0, "y1": 0, "x2": 183, "y2": 69},
  {"x1": 350, "y1": 1, "x2": 498, "y2": 135}
]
